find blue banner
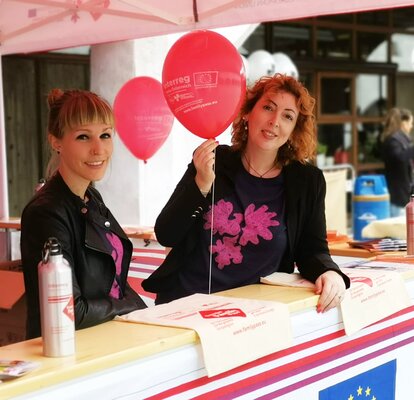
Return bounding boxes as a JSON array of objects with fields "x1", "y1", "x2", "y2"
[{"x1": 319, "y1": 360, "x2": 396, "y2": 400}]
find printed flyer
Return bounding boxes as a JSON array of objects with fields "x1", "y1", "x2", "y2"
[
  {"x1": 0, "y1": 360, "x2": 39, "y2": 381},
  {"x1": 340, "y1": 266, "x2": 411, "y2": 335},
  {"x1": 119, "y1": 293, "x2": 292, "y2": 376},
  {"x1": 261, "y1": 262, "x2": 413, "y2": 336}
]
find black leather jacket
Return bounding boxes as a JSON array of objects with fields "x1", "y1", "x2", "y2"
[{"x1": 21, "y1": 172, "x2": 146, "y2": 339}]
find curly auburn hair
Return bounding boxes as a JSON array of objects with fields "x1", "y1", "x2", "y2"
[{"x1": 231, "y1": 74, "x2": 316, "y2": 165}]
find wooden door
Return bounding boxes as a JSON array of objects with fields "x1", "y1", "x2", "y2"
[{"x1": 2, "y1": 54, "x2": 89, "y2": 217}]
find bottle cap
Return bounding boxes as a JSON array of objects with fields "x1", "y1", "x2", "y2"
[
  {"x1": 34, "y1": 178, "x2": 46, "y2": 193},
  {"x1": 42, "y1": 237, "x2": 62, "y2": 263}
]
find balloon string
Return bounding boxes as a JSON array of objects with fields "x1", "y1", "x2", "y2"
[{"x1": 208, "y1": 147, "x2": 216, "y2": 295}]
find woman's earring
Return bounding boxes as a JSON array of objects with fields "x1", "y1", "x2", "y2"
[{"x1": 242, "y1": 119, "x2": 248, "y2": 140}]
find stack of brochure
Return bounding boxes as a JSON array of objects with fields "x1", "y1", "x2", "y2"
[
  {"x1": 0, "y1": 360, "x2": 39, "y2": 382},
  {"x1": 348, "y1": 238, "x2": 406, "y2": 252}
]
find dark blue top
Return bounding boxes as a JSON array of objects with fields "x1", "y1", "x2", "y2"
[{"x1": 180, "y1": 168, "x2": 287, "y2": 294}]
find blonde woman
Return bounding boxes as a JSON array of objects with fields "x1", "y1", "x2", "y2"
[{"x1": 21, "y1": 89, "x2": 146, "y2": 339}]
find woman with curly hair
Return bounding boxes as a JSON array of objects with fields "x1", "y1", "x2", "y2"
[{"x1": 143, "y1": 74, "x2": 350, "y2": 312}]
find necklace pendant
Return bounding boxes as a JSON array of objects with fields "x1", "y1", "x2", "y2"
[{"x1": 244, "y1": 154, "x2": 275, "y2": 178}]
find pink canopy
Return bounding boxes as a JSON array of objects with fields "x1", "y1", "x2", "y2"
[
  {"x1": 1, "y1": 0, "x2": 413, "y2": 56},
  {"x1": 0, "y1": 0, "x2": 412, "y2": 218}
]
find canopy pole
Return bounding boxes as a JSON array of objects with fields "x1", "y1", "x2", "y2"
[
  {"x1": 193, "y1": 0, "x2": 199, "y2": 22},
  {"x1": 0, "y1": 55, "x2": 9, "y2": 218}
]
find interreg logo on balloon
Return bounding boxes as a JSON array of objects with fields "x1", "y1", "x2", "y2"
[
  {"x1": 164, "y1": 72, "x2": 219, "y2": 113},
  {"x1": 164, "y1": 76, "x2": 192, "y2": 104},
  {"x1": 163, "y1": 75, "x2": 191, "y2": 91},
  {"x1": 133, "y1": 114, "x2": 171, "y2": 132},
  {"x1": 194, "y1": 72, "x2": 218, "y2": 87},
  {"x1": 162, "y1": 30, "x2": 246, "y2": 139}
]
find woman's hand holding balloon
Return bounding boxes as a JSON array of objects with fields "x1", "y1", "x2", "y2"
[{"x1": 194, "y1": 139, "x2": 219, "y2": 194}]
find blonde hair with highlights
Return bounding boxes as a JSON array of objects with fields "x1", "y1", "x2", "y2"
[
  {"x1": 231, "y1": 74, "x2": 316, "y2": 165},
  {"x1": 46, "y1": 89, "x2": 114, "y2": 178}
]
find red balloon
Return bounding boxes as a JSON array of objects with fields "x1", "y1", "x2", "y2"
[
  {"x1": 162, "y1": 30, "x2": 246, "y2": 139},
  {"x1": 114, "y1": 76, "x2": 174, "y2": 162}
]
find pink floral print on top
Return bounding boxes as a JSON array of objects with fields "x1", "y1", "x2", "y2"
[
  {"x1": 106, "y1": 232, "x2": 124, "y2": 298},
  {"x1": 211, "y1": 236, "x2": 243, "y2": 269},
  {"x1": 205, "y1": 200, "x2": 280, "y2": 269},
  {"x1": 240, "y1": 204, "x2": 279, "y2": 246},
  {"x1": 204, "y1": 199, "x2": 243, "y2": 236}
]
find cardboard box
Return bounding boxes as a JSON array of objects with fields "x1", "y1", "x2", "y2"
[
  {"x1": 0, "y1": 259, "x2": 22, "y2": 271},
  {"x1": 0, "y1": 270, "x2": 26, "y2": 346}
]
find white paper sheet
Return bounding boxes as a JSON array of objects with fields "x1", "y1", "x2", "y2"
[
  {"x1": 118, "y1": 293, "x2": 292, "y2": 377},
  {"x1": 260, "y1": 272, "x2": 315, "y2": 288},
  {"x1": 340, "y1": 267, "x2": 412, "y2": 335},
  {"x1": 261, "y1": 263, "x2": 413, "y2": 336}
]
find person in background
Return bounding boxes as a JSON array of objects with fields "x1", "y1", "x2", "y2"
[
  {"x1": 379, "y1": 107, "x2": 414, "y2": 217},
  {"x1": 143, "y1": 74, "x2": 350, "y2": 312},
  {"x1": 21, "y1": 89, "x2": 147, "y2": 339}
]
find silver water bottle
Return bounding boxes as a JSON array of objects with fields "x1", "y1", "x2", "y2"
[{"x1": 38, "y1": 237, "x2": 75, "y2": 357}]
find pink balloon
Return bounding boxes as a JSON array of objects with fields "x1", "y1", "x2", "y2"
[
  {"x1": 162, "y1": 30, "x2": 246, "y2": 139},
  {"x1": 114, "y1": 76, "x2": 174, "y2": 162}
]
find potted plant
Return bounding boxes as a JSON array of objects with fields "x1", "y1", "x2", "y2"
[{"x1": 316, "y1": 142, "x2": 327, "y2": 168}]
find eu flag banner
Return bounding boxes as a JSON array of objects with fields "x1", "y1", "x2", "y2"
[{"x1": 319, "y1": 360, "x2": 396, "y2": 400}]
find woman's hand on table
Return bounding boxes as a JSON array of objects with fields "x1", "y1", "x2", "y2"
[{"x1": 314, "y1": 270, "x2": 346, "y2": 313}]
